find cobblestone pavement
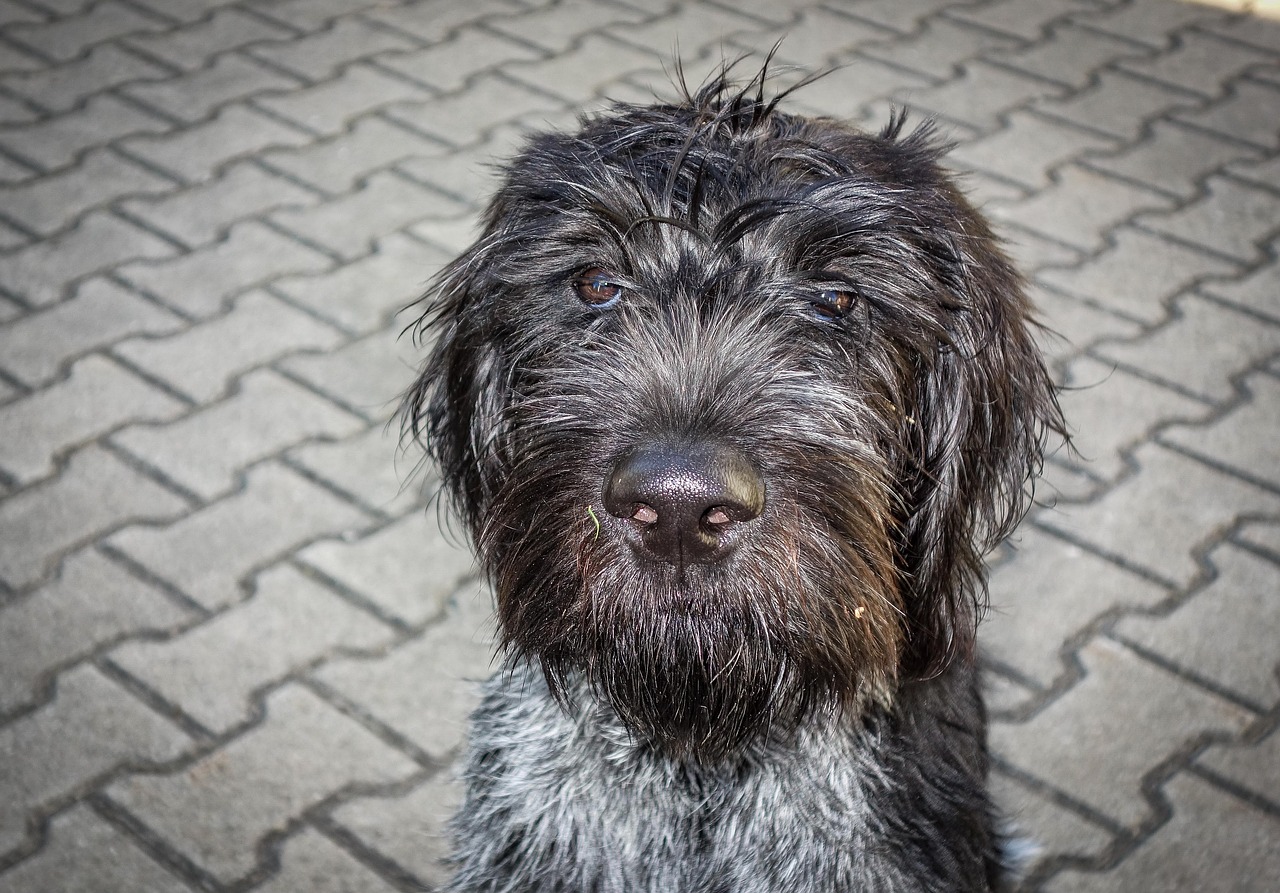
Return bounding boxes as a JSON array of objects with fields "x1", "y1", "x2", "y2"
[{"x1": 0, "y1": 0, "x2": 1278, "y2": 890}]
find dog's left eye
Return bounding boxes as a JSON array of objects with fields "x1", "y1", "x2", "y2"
[
  {"x1": 575, "y1": 268, "x2": 624, "y2": 307},
  {"x1": 810, "y1": 288, "x2": 855, "y2": 321}
]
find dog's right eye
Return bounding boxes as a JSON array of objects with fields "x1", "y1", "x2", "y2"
[{"x1": 575, "y1": 268, "x2": 624, "y2": 307}]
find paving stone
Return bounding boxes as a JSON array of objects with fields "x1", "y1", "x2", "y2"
[
  {"x1": 996, "y1": 23, "x2": 1152, "y2": 90},
  {"x1": 1226, "y1": 153, "x2": 1280, "y2": 192},
  {"x1": 1119, "y1": 30, "x2": 1276, "y2": 98},
  {"x1": 948, "y1": 111, "x2": 1116, "y2": 190},
  {"x1": 0, "y1": 664, "x2": 192, "y2": 853},
  {"x1": 989, "y1": 769, "x2": 1113, "y2": 877},
  {"x1": 1036, "y1": 227, "x2": 1239, "y2": 324},
  {"x1": 1075, "y1": 0, "x2": 1222, "y2": 49},
  {"x1": 783, "y1": 55, "x2": 935, "y2": 121},
  {"x1": 124, "y1": 8, "x2": 293, "y2": 72},
  {"x1": 106, "y1": 462, "x2": 371, "y2": 610},
  {"x1": 125, "y1": 54, "x2": 302, "y2": 125},
  {"x1": 0, "y1": 2, "x2": 45, "y2": 27},
  {"x1": 123, "y1": 161, "x2": 318, "y2": 246},
  {"x1": 271, "y1": 231, "x2": 447, "y2": 334},
  {"x1": 753, "y1": 6, "x2": 891, "y2": 67},
  {"x1": 0, "y1": 445, "x2": 188, "y2": 589},
  {"x1": 253, "y1": 63, "x2": 429, "y2": 137},
  {"x1": 106, "y1": 684, "x2": 418, "y2": 884},
  {"x1": 1237, "y1": 519, "x2": 1280, "y2": 561},
  {"x1": 260, "y1": 115, "x2": 436, "y2": 193},
  {"x1": 944, "y1": 0, "x2": 1093, "y2": 40},
  {"x1": 272, "y1": 170, "x2": 463, "y2": 261},
  {"x1": 1005, "y1": 229, "x2": 1085, "y2": 275},
  {"x1": 1113, "y1": 543, "x2": 1280, "y2": 708},
  {"x1": 280, "y1": 326, "x2": 420, "y2": 422},
  {"x1": 1057, "y1": 355, "x2": 1214, "y2": 480},
  {"x1": 377, "y1": 27, "x2": 544, "y2": 95},
  {"x1": 1044, "y1": 772, "x2": 1280, "y2": 893},
  {"x1": 1087, "y1": 120, "x2": 1259, "y2": 200},
  {"x1": 299, "y1": 510, "x2": 476, "y2": 627},
  {"x1": 1140, "y1": 175, "x2": 1280, "y2": 263},
  {"x1": 329, "y1": 768, "x2": 461, "y2": 888},
  {"x1": 110, "y1": 563, "x2": 393, "y2": 734},
  {"x1": 1026, "y1": 284, "x2": 1144, "y2": 364},
  {"x1": 128, "y1": 0, "x2": 241, "y2": 24},
  {"x1": 899, "y1": 60, "x2": 1068, "y2": 131},
  {"x1": 384, "y1": 72, "x2": 565, "y2": 147},
  {"x1": 860, "y1": 16, "x2": 1018, "y2": 80},
  {"x1": 1201, "y1": 9, "x2": 1280, "y2": 53},
  {"x1": 361, "y1": 0, "x2": 517, "y2": 41},
  {"x1": 1096, "y1": 294, "x2": 1280, "y2": 403},
  {"x1": 0, "y1": 94, "x2": 171, "y2": 172},
  {"x1": 409, "y1": 215, "x2": 483, "y2": 256},
  {"x1": 0, "y1": 147, "x2": 174, "y2": 236},
  {"x1": 992, "y1": 638, "x2": 1253, "y2": 827},
  {"x1": 0, "y1": 277, "x2": 183, "y2": 386},
  {"x1": 122, "y1": 104, "x2": 314, "y2": 183},
  {"x1": 1200, "y1": 726, "x2": 1280, "y2": 811},
  {"x1": 1202, "y1": 253, "x2": 1280, "y2": 324},
  {"x1": 1175, "y1": 78, "x2": 1280, "y2": 151},
  {"x1": 0, "y1": 210, "x2": 177, "y2": 306},
  {"x1": 0, "y1": 802, "x2": 191, "y2": 893},
  {"x1": 118, "y1": 220, "x2": 332, "y2": 318},
  {"x1": 3, "y1": 44, "x2": 168, "y2": 113},
  {"x1": 506, "y1": 33, "x2": 664, "y2": 103},
  {"x1": 0, "y1": 354, "x2": 185, "y2": 485},
  {"x1": 113, "y1": 368, "x2": 365, "y2": 500},
  {"x1": 246, "y1": 17, "x2": 417, "y2": 82},
  {"x1": 0, "y1": 95, "x2": 38, "y2": 126},
  {"x1": 991, "y1": 164, "x2": 1171, "y2": 251},
  {"x1": 983, "y1": 526, "x2": 1170, "y2": 687},
  {"x1": 1034, "y1": 69, "x2": 1203, "y2": 141},
  {"x1": 1039, "y1": 442, "x2": 1280, "y2": 586},
  {"x1": 1163, "y1": 371, "x2": 1280, "y2": 490},
  {"x1": 252, "y1": 827, "x2": 400, "y2": 893},
  {"x1": 114, "y1": 289, "x2": 344, "y2": 402},
  {"x1": 5, "y1": 1, "x2": 167, "y2": 62},
  {"x1": 396, "y1": 133, "x2": 516, "y2": 209},
  {"x1": 289, "y1": 423, "x2": 428, "y2": 520},
  {"x1": 487, "y1": 0, "x2": 653, "y2": 53}
]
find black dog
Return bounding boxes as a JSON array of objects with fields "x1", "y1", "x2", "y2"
[{"x1": 402, "y1": 70, "x2": 1062, "y2": 891}]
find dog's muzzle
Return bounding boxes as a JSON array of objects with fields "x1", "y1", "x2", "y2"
[{"x1": 604, "y1": 442, "x2": 765, "y2": 566}]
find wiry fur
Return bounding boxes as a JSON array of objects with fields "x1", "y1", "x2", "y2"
[{"x1": 402, "y1": 68, "x2": 1063, "y2": 892}]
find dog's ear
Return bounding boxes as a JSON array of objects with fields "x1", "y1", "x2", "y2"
[{"x1": 897, "y1": 180, "x2": 1064, "y2": 678}]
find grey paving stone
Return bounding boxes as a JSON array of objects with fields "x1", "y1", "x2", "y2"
[
  {"x1": 253, "y1": 63, "x2": 429, "y2": 137},
  {"x1": 1044, "y1": 772, "x2": 1280, "y2": 893},
  {"x1": 1138, "y1": 175, "x2": 1280, "y2": 264},
  {"x1": 0, "y1": 277, "x2": 183, "y2": 386},
  {"x1": 1073, "y1": 0, "x2": 1223, "y2": 49},
  {"x1": 260, "y1": 115, "x2": 436, "y2": 193},
  {"x1": 0, "y1": 802, "x2": 191, "y2": 893},
  {"x1": 860, "y1": 16, "x2": 1018, "y2": 80},
  {"x1": 0, "y1": 354, "x2": 186, "y2": 485},
  {"x1": 1034, "y1": 68, "x2": 1203, "y2": 141},
  {"x1": 996, "y1": 23, "x2": 1152, "y2": 90},
  {"x1": 1174, "y1": 78, "x2": 1280, "y2": 151},
  {"x1": 0, "y1": 95, "x2": 38, "y2": 126},
  {"x1": 1118, "y1": 30, "x2": 1276, "y2": 98},
  {"x1": 1202, "y1": 252, "x2": 1280, "y2": 323},
  {"x1": 329, "y1": 768, "x2": 461, "y2": 888},
  {"x1": 0, "y1": 147, "x2": 174, "y2": 237},
  {"x1": 989, "y1": 769, "x2": 1113, "y2": 878},
  {"x1": 1237, "y1": 519, "x2": 1280, "y2": 562},
  {"x1": 0, "y1": 547, "x2": 193, "y2": 713},
  {"x1": 106, "y1": 462, "x2": 371, "y2": 610},
  {"x1": 109, "y1": 563, "x2": 394, "y2": 734},
  {"x1": 1113, "y1": 543, "x2": 1280, "y2": 709},
  {"x1": 1162, "y1": 372, "x2": 1280, "y2": 490},
  {"x1": 271, "y1": 231, "x2": 448, "y2": 334},
  {"x1": 5, "y1": 1, "x2": 167, "y2": 62},
  {"x1": 1086, "y1": 120, "x2": 1260, "y2": 200},
  {"x1": 1039, "y1": 442, "x2": 1280, "y2": 587},
  {"x1": 900, "y1": 60, "x2": 1068, "y2": 132},
  {"x1": 0, "y1": 94, "x2": 171, "y2": 172},
  {"x1": 124, "y1": 54, "x2": 302, "y2": 125},
  {"x1": 271, "y1": 170, "x2": 464, "y2": 261},
  {"x1": 128, "y1": 0, "x2": 241, "y2": 24},
  {"x1": 409, "y1": 215, "x2": 482, "y2": 256},
  {"x1": 252, "y1": 827, "x2": 400, "y2": 893},
  {"x1": 944, "y1": 0, "x2": 1092, "y2": 40},
  {"x1": 360, "y1": 0, "x2": 517, "y2": 40},
  {"x1": 113, "y1": 288, "x2": 344, "y2": 402},
  {"x1": 782, "y1": 55, "x2": 934, "y2": 121},
  {"x1": 0, "y1": 664, "x2": 192, "y2": 853},
  {"x1": 118, "y1": 220, "x2": 333, "y2": 318},
  {"x1": 1057, "y1": 355, "x2": 1213, "y2": 480},
  {"x1": 1200, "y1": 726, "x2": 1280, "y2": 811},
  {"x1": 396, "y1": 134, "x2": 515, "y2": 209},
  {"x1": 299, "y1": 510, "x2": 476, "y2": 627},
  {"x1": 112, "y1": 368, "x2": 365, "y2": 500},
  {"x1": 506, "y1": 32, "x2": 664, "y2": 103},
  {"x1": 0, "y1": 445, "x2": 187, "y2": 589},
  {"x1": 384, "y1": 72, "x2": 565, "y2": 148},
  {"x1": 124, "y1": 7, "x2": 292, "y2": 72},
  {"x1": 122, "y1": 104, "x2": 314, "y2": 184},
  {"x1": 1005, "y1": 229, "x2": 1085, "y2": 275},
  {"x1": 488, "y1": 0, "x2": 654, "y2": 53},
  {"x1": 106, "y1": 684, "x2": 419, "y2": 884},
  {"x1": 245, "y1": 17, "x2": 417, "y2": 82},
  {"x1": 1035, "y1": 227, "x2": 1239, "y2": 325},
  {"x1": 279, "y1": 326, "x2": 420, "y2": 422},
  {"x1": 1096, "y1": 294, "x2": 1280, "y2": 403},
  {"x1": 948, "y1": 111, "x2": 1117, "y2": 190},
  {"x1": 1201, "y1": 10, "x2": 1280, "y2": 54},
  {"x1": 992, "y1": 638, "x2": 1253, "y2": 827},
  {"x1": 288, "y1": 423, "x2": 428, "y2": 519},
  {"x1": 1026, "y1": 284, "x2": 1144, "y2": 364},
  {"x1": 378, "y1": 27, "x2": 544, "y2": 95},
  {"x1": 3, "y1": 44, "x2": 168, "y2": 112},
  {"x1": 1227, "y1": 153, "x2": 1280, "y2": 192},
  {"x1": 753, "y1": 6, "x2": 890, "y2": 68},
  {"x1": 0, "y1": 210, "x2": 177, "y2": 306}
]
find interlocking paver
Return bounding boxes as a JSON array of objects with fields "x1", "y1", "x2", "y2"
[
  {"x1": 1085, "y1": 119, "x2": 1260, "y2": 200},
  {"x1": 123, "y1": 7, "x2": 292, "y2": 72},
  {"x1": 383, "y1": 72, "x2": 564, "y2": 147},
  {"x1": 0, "y1": 277, "x2": 182, "y2": 386},
  {"x1": 0, "y1": 664, "x2": 192, "y2": 853},
  {"x1": 253, "y1": 827, "x2": 400, "y2": 893},
  {"x1": 0, "y1": 803, "x2": 190, "y2": 893},
  {"x1": 1024, "y1": 283, "x2": 1143, "y2": 364},
  {"x1": 861, "y1": 17, "x2": 1019, "y2": 80},
  {"x1": 245, "y1": 17, "x2": 417, "y2": 82},
  {"x1": 1043, "y1": 773, "x2": 1280, "y2": 893},
  {"x1": 105, "y1": 684, "x2": 418, "y2": 884},
  {"x1": 288, "y1": 423, "x2": 427, "y2": 518},
  {"x1": 0, "y1": 548, "x2": 193, "y2": 713},
  {"x1": 1201, "y1": 250, "x2": 1280, "y2": 323},
  {"x1": 507, "y1": 32, "x2": 666, "y2": 102},
  {"x1": 488, "y1": 0, "x2": 653, "y2": 53},
  {"x1": 1033, "y1": 68, "x2": 1202, "y2": 140},
  {"x1": 1073, "y1": 0, "x2": 1223, "y2": 50},
  {"x1": 1138, "y1": 174, "x2": 1280, "y2": 263},
  {"x1": 376, "y1": 27, "x2": 544, "y2": 94},
  {"x1": 894, "y1": 59, "x2": 1068, "y2": 131},
  {"x1": 992, "y1": 638, "x2": 1253, "y2": 828},
  {"x1": 995, "y1": 23, "x2": 1152, "y2": 90},
  {"x1": 0, "y1": 354, "x2": 186, "y2": 485},
  {"x1": 990, "y1": 769, "x2": 1113, "y2": 878},
  {"x1": 943, "y1": 0, "x2": 1092, "y2": 41},
  {"x1": 123, "y1": 54, "x2": 302, "y2": 124},
  {"x1": 0, "y1": 94, "x2": 171, "y2": 172},
  {"x1": 259, "y1": 115, "x2": 435, "y2": 192},
  {"x1": 113, "y1": 288, "x2": 344, "y2": 402},
  {"x1": 109, "y1": 563, "x2": 394, "y2": 734},
  {"x1": 948, "y1": 110, "x2": 1117, "y2": 190},
  {"x1": 279, "y1": 326, "x2": 421, "y2": 421},
  {"x1": 1162, "y1": 372, "x2": 1280, "y2": 490},
  {"x1": 2, "y1": 43, "x2": 168, "y2": 112},
  {"x1": 106, "y1": 462, "x2": 371, "y2": 610},
  {"x1": 260, "y1": 0, "x2": 423, "y2": 33},
  {"x1": 1118, "y1": 29, "x2": 1276, "y2": 98},
  {"x1": 112, "y1": 368, "x2": 365, "y2": 500},
  {"x1": 117, "y1": 220, "x2": 333, "y2": 318},
  {"x1": 1199, "y1": 726, "x2": 1280, "y2": 810},
  {"x1": 128, "y1": 0, "x2": 240, "y2": 25},
  {"x1": 786, "y1": 54, "x2": 935, "y2": 120},
  {"x1": 1174, "y1": 78, "x2": 1280, "y2": 151},
  {"x1": 753, "y1": 6, "x2": 891, "y2": 67},
  {"x1": 252, "y1": 62, "x2": 429, "y2": 137},
  {"x1": 4, "y1": 1, "x2": 166, "y2": 62}
]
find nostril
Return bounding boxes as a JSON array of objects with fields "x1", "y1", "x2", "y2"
[
  {"x1": 631, "y1": 503, "x2": 658, "y2": 525},
  {"x1": 704, "y1": 507, "x2": 732, "y2": 528}
]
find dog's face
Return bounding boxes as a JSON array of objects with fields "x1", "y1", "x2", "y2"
[{"x1": 404, "y1": 77, "x2": 1060, "y2": 761}]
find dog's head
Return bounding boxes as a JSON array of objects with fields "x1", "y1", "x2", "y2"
[{"x1": 403, "y1": 72, "x2": 1062, "y2": 761}]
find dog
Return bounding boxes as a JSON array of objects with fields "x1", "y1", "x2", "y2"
[{"x1": 401, "y1": 69, "x2": 1063, "y2": 892}]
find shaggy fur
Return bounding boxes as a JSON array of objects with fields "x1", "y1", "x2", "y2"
[{"x1": 402, "y1": 69, "x2": 1063, "y2": 892}]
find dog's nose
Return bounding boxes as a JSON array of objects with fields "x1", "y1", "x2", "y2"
[{"x1": 603, "y1": 442, "x2": 765, "y2": 565}]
